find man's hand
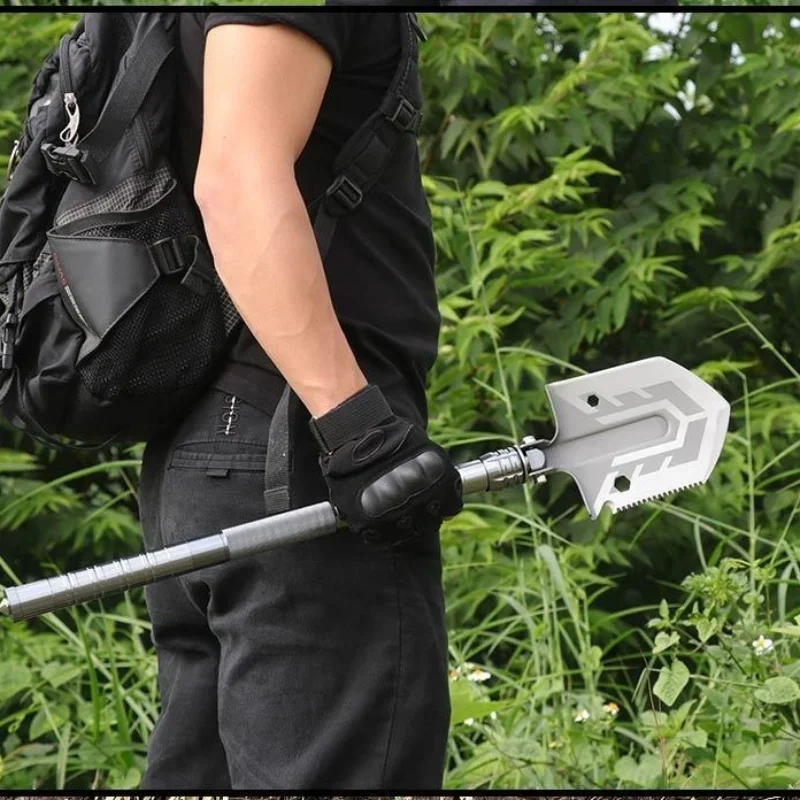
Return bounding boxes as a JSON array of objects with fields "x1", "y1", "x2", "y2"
[{"x1": 310, "y1": 385, "x2": 463, "y2": 546}]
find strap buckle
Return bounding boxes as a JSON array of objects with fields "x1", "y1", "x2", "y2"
[
  {"x1": 325, "y1": 174, "x2": 364, "y2": 216},
  {"x1": 388, "y1": 96, "x2": 421, "y2": 133},
  {"x1": 180, "y1": 238, "x2": 215, "y2": 296},
  {"x1": 1, "y1": 312, "x2": 17, "y2": 371},
  {"x1": 150, "y1": 237, "x2": 190, "y2": 276},
  {"x1": 40, "y1": 143, "x2": 95, "y2": 185}
]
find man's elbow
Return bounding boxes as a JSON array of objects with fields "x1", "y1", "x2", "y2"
[
  {"x1": 194, "y1": 159, "x2": 232, "y2": 217},
  {"x1": 193, "y1": 160, "x2": 257, "y2": 249},
  {"x1": 193, "y1": 156, "x2": 297, "y2": 223}
]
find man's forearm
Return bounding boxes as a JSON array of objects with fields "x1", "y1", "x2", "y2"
[{"x1": 196, "y1": 165, "x2": 367, "y2": 419}]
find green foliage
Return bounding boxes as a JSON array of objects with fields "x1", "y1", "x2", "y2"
[
  {"x1": 0, "y1": 575, "x2": 155, "y2": 790},
  {"x1": 1, "y1": 10, "x2": 800, "y2": 790},
  {"x1": 419, "y1": 11, "x2": 800, "y2": 790}
]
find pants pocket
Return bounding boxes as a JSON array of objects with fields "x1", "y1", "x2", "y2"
[
  {"x1": 169, "y1": 444, "x2": 267, "y2": 478},
  {"x1": 144, "y1": 388, "x2": 276, "y2": 550}
]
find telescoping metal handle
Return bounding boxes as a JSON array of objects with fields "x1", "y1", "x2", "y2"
[{"x1": 0, "y1": 439, "x2": 548, "y2": 622}]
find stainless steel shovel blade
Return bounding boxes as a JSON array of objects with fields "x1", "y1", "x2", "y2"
[{"x1": 541, "y1": 357, "x2": 730, "y2": 518}]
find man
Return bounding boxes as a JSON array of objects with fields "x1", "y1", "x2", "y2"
[{"x1": 137, "y1": 12, "x2": 463, "y2": 791}]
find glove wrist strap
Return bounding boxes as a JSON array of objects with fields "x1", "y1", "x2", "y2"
[{"x1": 309, "y1": 384, "x2": 393, "y2": 453}]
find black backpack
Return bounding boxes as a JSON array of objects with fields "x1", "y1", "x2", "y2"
[{"x1": 0, "y1": 12, "x2": 423, "y2": 453}]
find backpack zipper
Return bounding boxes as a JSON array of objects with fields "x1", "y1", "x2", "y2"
[
  {"x1": 58, "y1": 34, "x2": 80, "y2": 145},
  {"x1": 6, "y1": 139, "x2": 21, "y2": 180},
  {"x1": 59, "y1": 94, "x2": 80, "y2": 145},
  {"x1": 59, "y1": 34, "x2": 74, "y2": 96},
  {"x1": 58, "y1": 27, "x2": 151, "y2": 165}
]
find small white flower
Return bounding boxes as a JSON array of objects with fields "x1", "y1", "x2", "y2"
[
  {"x1": 752, "y1": 634, "x2": 774, "y2": 656},
  {"x1": 574, "y1": 708, "x2": 590, "y2": 723},
  {"x1": 467, "y1": 667, "x2": 491, "y2": 683},
  {"x1": 602, "y1": 701, "x2": 619, "y2": 717},
  {"x1": 490, "y1": 711, "x2": 498, "y2": 720},
  {"x1": 464, "y1": 717, "x2": 475, "y2": 726}
]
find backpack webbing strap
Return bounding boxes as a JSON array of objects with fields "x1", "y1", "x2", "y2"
[
  {"x1": 78, "y1": 18, "x2": 174, "y2": 175},
  {"x1": 263, "y1": 383, "x2": 293, "y2": 516},
  {"x1": 312, "y1": 13, "x2": 421, "y2": 261}
]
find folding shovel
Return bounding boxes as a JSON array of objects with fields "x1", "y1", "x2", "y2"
[{"x1": 0, "y1": 356, "x2": 730, "y2": 622}]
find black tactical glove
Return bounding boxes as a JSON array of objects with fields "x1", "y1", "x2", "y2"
[{"x1": 309, "y1": 384, "x2": 463, "y2": 547}]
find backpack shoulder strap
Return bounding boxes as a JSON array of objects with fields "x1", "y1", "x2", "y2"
[
  {"x1": 69, "y1": 14, "x2": 175, "y2": 183},
  {"x1": 311, "y1": 12, "x2": 423, "y2": 262}
]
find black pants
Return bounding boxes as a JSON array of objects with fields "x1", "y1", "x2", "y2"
[{"x1": 137, "y1": 385, "x2": 450, "y2": 790}]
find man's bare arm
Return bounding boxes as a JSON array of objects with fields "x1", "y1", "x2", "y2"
[{"x1": 194, "y1": 23, "x2": 367, "y2": 419}]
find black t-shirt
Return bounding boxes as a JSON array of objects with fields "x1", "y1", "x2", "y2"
[{"x1": 173, "y1": 13, "x2": 439, "y2": 429}]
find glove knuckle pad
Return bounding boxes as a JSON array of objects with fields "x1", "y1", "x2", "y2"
[{"x1": 361, "y1": 450, "x2": 445, "y2": 518}]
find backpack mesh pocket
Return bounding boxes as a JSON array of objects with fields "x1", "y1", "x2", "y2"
[
  {"x1": 78, "y1": 277, "x2": 230, "y2": 400},
  {"x1": 25, "y1": 164, "x2": 243, "y2": 441},
  {"x1": 57, "y1": 171, "x2": 239, "y2": 405}
]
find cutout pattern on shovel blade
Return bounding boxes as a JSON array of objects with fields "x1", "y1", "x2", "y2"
[{"x1": 542, "y1": 357, "x2": 730, "y2": 518}]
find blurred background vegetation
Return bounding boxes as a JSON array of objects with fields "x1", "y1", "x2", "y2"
[{"x1": 1, "y1": 9, "x2": 800, "y2": 791}]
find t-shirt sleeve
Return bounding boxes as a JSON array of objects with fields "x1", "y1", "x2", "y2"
[{"x1": 203, "y1": 13, "x2": 355, "y2": 71}]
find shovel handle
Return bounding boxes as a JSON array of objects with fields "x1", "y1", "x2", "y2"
[{"x1": 0, "y1": 440, "x2": 547, "y2": 622}]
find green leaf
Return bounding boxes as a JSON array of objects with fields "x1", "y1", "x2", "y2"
[
  {"x1": 681, "y1": 729, "x2": 708, "y2": 749},
  {"x1": 29, "y1": 705, "x2": 69, "y2": 741},
  {"x1": 773, "y1": 766, "x2": 800, "y2": 784},
  {"x1": 537, "y1": 543, "x2": 578, "y2": 618},
  {"x1": 471, "y1": 180, "x2": 511, "y2": 198},
  {"x1": 694, "y1": 617, "x2": 717, "y2": 643},
  {"x1": 771, "y1": 623, "x2": 800, "y2": 638},
  {"x1": 448, "y1": 679, "x2": 507, "y2": 727},
  {"x1": 640, "y1": 710, "x2": 669, "y2": 728},
  {"x1": 0, "y1": 449, "x2": 39, "y2": 473},
  {"x1": 652, "y1": 631, "x2": 680, "y2": 654},
  {"x1": 40, "y1": 663, "x2": 83, "y2": 689},
  {"x1": 612, "y1": 284, "x2": 630, "y2": 330},
  {"x1": 615, "y1": 754, "x2": 663, "y2": 787},
  {"x1": 0, "y1": 663, "x2": 32, "y2": 703},
  {"x1": 653, "y1": 659, "x2": 690, "y2": 707},
  {"x1": 777, "y1": 109, "x2": 800, "y2": 135},
  {"x1": 107, "y1": 766, "x2": 141, "y2": 790},
  {"x1": 754, "y1": 676, "x2": 800, "y2": 705},
  {"x1": 636, "y1": 754, "x2": 664, "y2": 786},
  {"x1": 614, "y1": 755, "x2": 639, "y2": 782},
  {"x1": 739, "y1": 752, "x2": 785, "y2": 770}
]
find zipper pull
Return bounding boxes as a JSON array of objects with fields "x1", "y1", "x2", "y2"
[
  {"x1": 1, "y1": 312, "x2": 17, "y2": 371},
  {"x1": 59, "y1": 92, "x2": 81, "y2": 145}
]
